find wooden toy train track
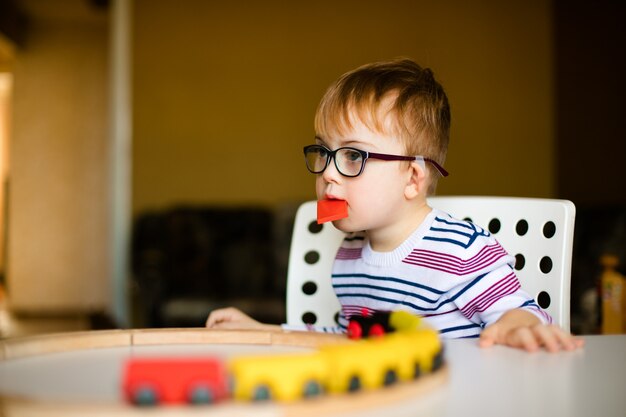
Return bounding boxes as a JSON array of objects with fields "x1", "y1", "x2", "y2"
[{"x1": 0, "y1": 314, "x2": 448, "y2": 417}]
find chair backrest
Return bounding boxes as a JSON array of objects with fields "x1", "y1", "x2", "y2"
[{"x1": 286, "y1": 197, "x2": 575, "y2": 331}]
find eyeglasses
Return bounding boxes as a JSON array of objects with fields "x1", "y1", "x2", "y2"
[{"x1": 303, "y1": 144, "x2": 449, "y2": 178}]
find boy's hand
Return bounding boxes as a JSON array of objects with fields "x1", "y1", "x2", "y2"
[
  {"x1": 205, "y1": 307, "x2": 280, "y2": 331},
  {"x1": 479, "y1": 309, "x2": 585, "y2": 352}
]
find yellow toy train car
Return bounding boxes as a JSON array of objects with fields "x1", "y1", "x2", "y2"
[{"x1": 229, "y1": 352, "x2": 329, "y2": 401}]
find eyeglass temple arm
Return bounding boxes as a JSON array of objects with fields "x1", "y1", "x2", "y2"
[
  {"x1": 366, "y1": 151, "x2": 449, "y2": 177},
  {"x1": 419, "y1": 157, "x2": 449, "y2": 177}
]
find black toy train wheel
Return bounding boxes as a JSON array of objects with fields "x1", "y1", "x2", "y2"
[
  {"x1": 252, "y1": 384, "x2": 271, "y2": 401},
  {"x1": 347, "y1": 375, "x2": 361, "y2": 392},
  {"x1": 383, "y1": 369, "x2": 398, "y2": 386},
  {"x1": 132, "y1": 385, "x2": 159, "y2": 406},
  {"x1": 413, "y1": 363, "x2": 421, "y2": 379},
  {"x1": 432, "y1": 349, "x2": 444, "y2": 371},
  {"x1": 188, "y1": 385, "x2": 214, "y2": 404},
  {"x1": 303, "y1": 380, "x2": 323, "y2": 398}
]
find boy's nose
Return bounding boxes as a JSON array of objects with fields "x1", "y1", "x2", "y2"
[{"x1": 322, "y1": 157, "x2": 342, "y2": 183}]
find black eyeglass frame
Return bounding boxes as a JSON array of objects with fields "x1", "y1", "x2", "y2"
[{"x1": 303, "y1": 144, "x2": 449, "y2": 178}]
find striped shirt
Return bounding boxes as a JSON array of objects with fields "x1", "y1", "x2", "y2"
[{"x1": 325, "y1": 208, "x2": 551, "y2": 338}]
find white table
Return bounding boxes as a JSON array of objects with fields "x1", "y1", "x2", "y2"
[
  {"x1": 352, "y1": 334, "x2": 626, "y2": 417},
  {"x1": 440, "y1": 335, "x2": 626, "y2": 417},
  {"x1": 0, "y1": 331, "x2": 624, "y2": 417}
]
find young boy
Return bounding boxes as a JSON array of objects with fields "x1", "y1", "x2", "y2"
[{"x1": 206, "y1": 58, "x2": 584, "y2": 353}]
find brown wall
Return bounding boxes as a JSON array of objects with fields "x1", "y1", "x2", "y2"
[{"x1": 132, "y1": 0, "x2": 555, "y2": 214}]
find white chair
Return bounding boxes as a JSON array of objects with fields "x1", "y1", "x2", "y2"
[{"x1": 286, "y1": 197, "x2": 575, "y2": 331}]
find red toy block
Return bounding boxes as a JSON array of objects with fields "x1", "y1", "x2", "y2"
[{"x1": 317, "y1": 199, "x2": 348, "y2": 224}]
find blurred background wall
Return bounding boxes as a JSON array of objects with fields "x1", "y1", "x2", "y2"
[
  {"x1": 0, "y1": 0, "x2": 623, "y2": 333},
  {"x1": 132, "y1": 0, "x2": 556, "y2": 213}
]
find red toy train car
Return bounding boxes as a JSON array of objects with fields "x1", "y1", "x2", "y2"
[{"x1": 122, "y1": 357, "x2": 229, "y2": 405}]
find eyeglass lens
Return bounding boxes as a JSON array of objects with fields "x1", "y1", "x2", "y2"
[{"x1": 305, "y1": 146, "x2": 364, "y2": 177}]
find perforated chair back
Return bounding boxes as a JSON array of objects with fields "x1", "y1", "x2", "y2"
[
  {"x1": 286, "y1": 201, "x2": 344, "y2": 327},
  {"x1": 286, "y1": 197, "x2": 575, "y2": 331}
]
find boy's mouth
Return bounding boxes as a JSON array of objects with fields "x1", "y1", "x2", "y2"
[{"x1": 317, "y1": 199, "x2": 348, "y2": 224}]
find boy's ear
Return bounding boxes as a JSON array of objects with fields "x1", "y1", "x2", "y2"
[{"x1": 404, "y1": 161, "x2": 428, "y2": 200}]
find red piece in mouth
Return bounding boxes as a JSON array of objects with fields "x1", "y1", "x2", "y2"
[{"x1": 317, "y1": 199, "x2": 348, "y2": 224}]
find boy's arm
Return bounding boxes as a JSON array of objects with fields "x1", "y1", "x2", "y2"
[
  {"x1": 479, "y1": 309, "x2": 584, "y2": 352},
  {"x1": 205, "y1": 307, "x2": 281, "y2": 331},
  {"x1": 206, "y1": 307, "x2": 344, "y2": 333}
]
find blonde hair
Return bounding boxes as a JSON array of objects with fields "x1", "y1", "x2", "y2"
[{"x1": 314, "y1": 58, "x2": 451, "y2": 194}]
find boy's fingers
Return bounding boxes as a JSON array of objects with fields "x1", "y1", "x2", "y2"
[
  {"x1": 532, "y1": 325, "x2": 560, "y2": 352},
  {"x1": 205, "y1": 307, "x2": 237, "y2": 327},
  {"x1": 506, "y1": 327, "x2": 539, "y2": 352},
  {"x1": 205, "y1": 311, "x2": 221, "y2": 327},
  {"x1": 480, "y1": 321, "x2": 585, "y2": 352},
  {"x1": 478, "y1": 326, "x2": 498, "y2": 348},
  {"x1": 544, "y1": 325, "x2": 585, "y2": 351},
  {"x1": 478, "y1": 336, "x2": 495, "y2": 348}
]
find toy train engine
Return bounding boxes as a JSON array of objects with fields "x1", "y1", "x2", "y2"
[
  {"x1": 347, "y1": 310, "x2": 393, "y2": 339},
  {"x1": 347, "y1": 310, "x2": 423, "y2": 339}
]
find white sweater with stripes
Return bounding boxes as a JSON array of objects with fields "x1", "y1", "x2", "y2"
[{"x1": 322, "y1": 208, "x2": 552, "y2": 338}]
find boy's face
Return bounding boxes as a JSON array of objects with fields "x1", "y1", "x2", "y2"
[{"x1": 314, "y1": 118, "x2": 418, "y2": 234}]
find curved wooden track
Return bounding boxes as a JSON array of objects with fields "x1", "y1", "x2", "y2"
[{"x1": 0, "y1": 328, "x2": 448, "y2": 417}]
